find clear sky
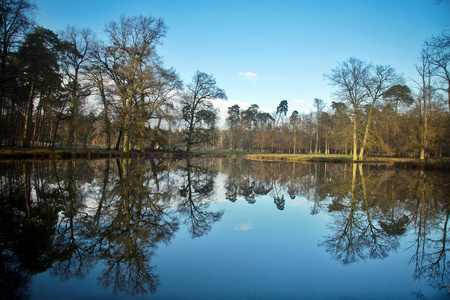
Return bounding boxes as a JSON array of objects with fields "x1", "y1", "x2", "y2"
[{"x1": 36, "y1": 0, "x2": 450, "y2": 117}]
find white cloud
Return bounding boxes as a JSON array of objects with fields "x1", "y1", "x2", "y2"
[
  {"x1": 234, "y1": 222, "x2": 253, "y2": 231},
  {"x1": 239, "y1": 71, "x2": 258, "y2": 81}
]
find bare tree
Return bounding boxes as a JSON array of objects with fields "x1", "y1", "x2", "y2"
[
  {"x1": 87, "y1": 54, "x2": 113, "y2": 149},
  {"x1": 59, "y1": 26, "x2": 95, "y2": 149},
  {"x1": 0, "y1": 0, "x2": 36, "y2": 71},
  {"x1": 426, "y1": 33, "x2": 450, "y2": 111},
  {"x1": 99, "y1": 15, "x2": 167, "y2": 152},
  {"x1": 359, "y1": 65, "x2": 398, "y2": 160},
  {"x1": 181, "y1": 71, "x2": 226, "y2": 152},
  {"x1": 325, "y1": 57, "x2": 371, "y2": 160},
  {"x1": 414, "y1": 48, "x2": 435, "y2": 161}
]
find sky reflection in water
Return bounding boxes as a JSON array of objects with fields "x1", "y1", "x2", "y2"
[{"x1": 0, "y1": 158, "x2": 448, "y2": 299}]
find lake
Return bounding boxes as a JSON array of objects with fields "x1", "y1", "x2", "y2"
[{"x1": 1, "y1": 157, "x2": 449, "y2": 299}]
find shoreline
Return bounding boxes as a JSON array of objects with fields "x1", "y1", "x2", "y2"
[
  {"x1": 0, "y1": 147, "x2": 191, "y2": 161},
  {"x1": 0, "y1": 147, "x2": 449, "y2": 171}
]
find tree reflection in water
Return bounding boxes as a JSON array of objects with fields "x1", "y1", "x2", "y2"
[
  {"x1": 221, "y1": 159, "x2": 450, "y2": 292},
  {"x1": 0, "y1": 158, "x2": 449, "y2": 297},
  {"x1": 319, "y1": 164, "x2": 401, "y2": 264},
  {"x1": 407, "y1": 171, "x2": 450, "y2": 291},
  {"x1": 0, "y1": 157, "x2": 223, "y2": 297},
  {"x1": 177, "y1": 157, "x2": 224, "y2": 238}
]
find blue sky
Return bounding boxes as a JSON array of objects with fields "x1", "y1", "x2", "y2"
[{"x1": 37, "y1": 0, "x2": 450, "y2": 117}]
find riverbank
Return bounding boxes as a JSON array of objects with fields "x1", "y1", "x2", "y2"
[
  {"x1": 0, "y1": 148, "x2": 449, "y2": 171},
  {"x1": 200, "y1": 151, "x2": 450, "y2": 171},
  {"x1": 0, "y1": 147, "x2": 190, "y2": 160},
  {"x1": 243, "y1": 153, "x2": 450, "y2": 171}
]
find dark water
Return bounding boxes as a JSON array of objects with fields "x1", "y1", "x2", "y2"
[{"x1": 1, "y1": 157, "x2": 449, "y2": 299}]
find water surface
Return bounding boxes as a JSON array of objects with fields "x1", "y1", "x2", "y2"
[{"x1": 1, "y1": 158, "x2": 449, "y2": 299}]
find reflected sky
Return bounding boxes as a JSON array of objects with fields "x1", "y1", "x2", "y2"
[
  {"x1": 0, "y1": 158, "x2": 448, "y2": 299},
  {"x1": 154, "y1": 198, "x2": 443, "y2": 300}
]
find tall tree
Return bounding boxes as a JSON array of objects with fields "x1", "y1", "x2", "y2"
[
  {"x1": 0, "y1": 0, "x2": 36, "y2": 143},
  {"x1": 226, "y1": 104, "x2": 241, "y2": 150},
  {"x1": 383, "y1": 84, "x2": 413, "y2": 137},
  {"x1": 325, "y1": 57, "x2": 371, "y2": 160},
  {"x1": 290, "y1": 110, "x2": 300, "y2": 153},
  {"x1": 18, "y1": 27, "x2": 61, "y2": 147},
  {"x1": 181, "y1": 71, "x2": 226, "y2": 152},
  {"x1": 87, "y1": 58, "x2": 113, "y2": 149},
  {"x1": 272, "y1": 100, "x2": 288, "y2": 152},
  {"x1": 414, "y1": 48, "x2": 435, "y2": 161},
  {"x1": 313, "y1": 98, "x2": 325, "y2": 153},
  {"x1": 275, "y1": 100, "x2": 288, "y2": 127},
  {"x1": 99, "y1": 15, "x2": 167, "y2": 152},
  {"x1": 59, "y1": 26, "x2": 94, "y2": 149},
  {"x1": 141, "y1": 65, "x2": 182, "y2": 151},
  {"x1": 358, "y1": 64, "x2": 398, "y2": 160},
  {"x1": 242, "y1": 104, "x2": 259, "y2": 150}
]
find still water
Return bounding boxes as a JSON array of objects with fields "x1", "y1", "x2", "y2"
[{"x1": 1, "y1": 157, "x2": 449, "y2": 299}]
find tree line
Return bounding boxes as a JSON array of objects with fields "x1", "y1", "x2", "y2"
[
  {"x1": 1, "y1": 0, "x2": 449, "y2": 160},
  {"x1": 222, "y1": 44, "x2": 450, "y2": 161},
  {"x1": 0, "y1": 0, "x2": 227, "y2": 152}
]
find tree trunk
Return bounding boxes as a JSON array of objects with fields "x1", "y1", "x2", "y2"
[
  {"x1": 420, "y1": 89, "x2": 429, "y2": 162},
  {"x1": 67, "y1": 69, "x2": 79, "y2": 149},
  {"x1": 447, "y1": 83, "x2": 450, "y2": 112},
  {"x1": 421, "y1": 113, "x2": 428, "y2": 161},
  {"x1": 115, "y1": 130, "x2": 123, "y2": 150},
  {"x1": 122, "y1": 105, "x2": 132, "y2": 152},
  {"x1": 23, "y1": 77, "x2": 35, "y2": 147},
  {"x1": 353, "y1": 111, "x2": 358, "y2": 161},
  {"x1": 293, "y1": 130, "x2": 297, "y2": 154},
  {"x1": 122, "y1": 125, "x2": 130, "y2": 153},
  {"x1": 315, "y1": 124, "x2": 319, "y2": 153},
  {"x1": 358, "y1": 106, "x2": 375, "y2": 160},
  {"x1": 186, "y1": 106, "x2": 196, "y2": 152}
]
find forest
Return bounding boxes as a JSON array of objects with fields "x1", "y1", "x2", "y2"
[{"x1": 1, "y1": 0, "x2": 449, "y2": 161}]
